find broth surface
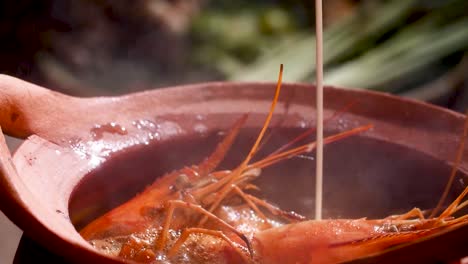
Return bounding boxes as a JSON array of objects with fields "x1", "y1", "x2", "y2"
[{"x1": 69, "y1": 128, "x2": 466, "y2": 229}]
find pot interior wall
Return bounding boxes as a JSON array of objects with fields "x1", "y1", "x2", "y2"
[{"x1": 69, "y1": 127, "x2": 467, "y2": 230}]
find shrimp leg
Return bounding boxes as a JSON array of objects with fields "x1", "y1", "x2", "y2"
[
  {"x1": 168, "y1": 227, "x2": 251, "y2": 262},
  {"x1": 156, "y1": 200, "x2": 251, "y2": 254},
  {"x1": 385, "y1": 208, "x2": 426, "y2": 220},
  {"x1": 231, "y1": 185, "x2": 270, "y2": 223},
  {"x1": 229, "y1": 185, "x2": 305, "y2": 223},
  {"x1": 246, "y1": 194, "x2": 305, "y2": 222}
]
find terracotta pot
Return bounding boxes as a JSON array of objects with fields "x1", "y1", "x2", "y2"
[{"x1": 0, "y1": 75, "x2": 467, "y2": 263}]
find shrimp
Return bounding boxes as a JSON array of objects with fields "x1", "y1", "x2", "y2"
[
  {"x1": 80, "y1": 65, "x2": 468, "y2": 264},
  {"x1": 252, "y1": 205, "x2": 468, "y2": 263}
]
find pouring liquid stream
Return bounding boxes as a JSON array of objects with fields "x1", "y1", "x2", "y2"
[{"x1": 315, "y1": 0, "x2": 324, "y2": 220}]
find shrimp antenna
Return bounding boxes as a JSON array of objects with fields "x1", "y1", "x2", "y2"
[
  {"x1": 242, "y1": 64, "x2": 283, "y2": 166},
  {"x1": 431, "y1": 110, "x2": 468, "y2": 218},
  {"x1": 198, "y1": 64, "x2": 284, "y2": 225},
  {"x1": 269, "y1": 100, "x2": 359, "y2": 156}
]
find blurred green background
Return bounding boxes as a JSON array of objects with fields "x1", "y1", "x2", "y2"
[{"x1": 1, "y1": 0, "x2": 467, "y2": 111}]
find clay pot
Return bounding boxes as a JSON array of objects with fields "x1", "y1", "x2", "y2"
[{"x1": 0, "y1": 75, "x2": 467, "y2": 263}]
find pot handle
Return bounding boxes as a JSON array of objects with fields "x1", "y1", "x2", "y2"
[{"x1": 0, "y1": 74, "x2": 79, "y2": 139}]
